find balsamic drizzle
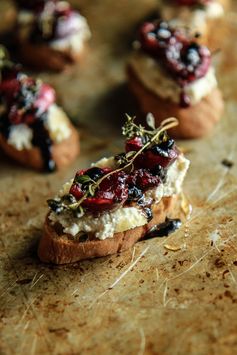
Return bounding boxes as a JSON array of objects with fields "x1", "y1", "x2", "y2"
[
  {"x1": 31, "y1": 113, "x2": 56, "y2": 172},
  {"x1": 144, "y1": 217, "x2": 182, "y2": 239}
]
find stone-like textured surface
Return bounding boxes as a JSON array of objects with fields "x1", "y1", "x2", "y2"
[{"x1": 1, "y1": 1, "x2": 237, "y2": 354}]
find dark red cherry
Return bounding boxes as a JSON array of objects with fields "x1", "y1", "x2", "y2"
[
  {"x1": 128, "y1": 169, "x2": 161, "y2": 191},
  {"x1": 70, "y1": 168, "x2": 128, "y2": 213},
  {"x1": 134, "y1": 141, "x2": 179, "y2": 170},
  {"x1": 125, "y1": 136, "x2": 143, "y2": 153}
]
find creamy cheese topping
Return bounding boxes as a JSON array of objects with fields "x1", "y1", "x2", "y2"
[
  {"x1": 45, "y1": 104, "x2": 71, "y2": 143},
  {"x1": 129, "y1": 51, "x2": 217, "y2": 105},
  {"x1": 8, "y1": 124, "x2": 33, "y2": 150},
  {"x1": 7, "y1": 104, "x2": 71, "y2": 151},
  {"x1": 158, "y1": 1, "x2": 224, "y2": 33},
  {"x1": 49, "y1": 155, "x2": 190, "y2": 240}
]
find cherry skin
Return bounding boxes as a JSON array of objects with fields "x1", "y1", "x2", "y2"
[{"x1": 70, "y1": 168, "x2": 129, "y2": 213}]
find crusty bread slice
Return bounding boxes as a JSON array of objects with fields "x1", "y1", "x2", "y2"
[
  {"x1": 127, "y1": 66, "x2": 224, "y2": 139},
  {"x1": 38, "y1": 195, "x2": 180, "y2": 264},
  {"x1": 17, "y1": 42, "x2": 86, "y2": 72},
  {"x1": 0, "y1": 123, "x2": 79, "y2": 171}
]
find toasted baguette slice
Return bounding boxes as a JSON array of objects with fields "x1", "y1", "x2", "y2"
[
  {"x1": 17, "y1": 42, "x2": 86, "y2": 72},
  {"x1": 0, "y1": 123, "x2": 79, "y2": 171},
  {"x1": 128, "y1": 66, "x2": 224, "y2": 139},
  {"x1": 38, "y1": 195, "x2": 180, "y2": 264}
]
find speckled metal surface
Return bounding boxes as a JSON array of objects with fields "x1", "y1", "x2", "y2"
[{"x1": 1, "y1": 1, "x2": 237, "y2": 354}]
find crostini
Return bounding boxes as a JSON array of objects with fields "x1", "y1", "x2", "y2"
[
  {"x1": 128, "y1": 21, "x2": 224, "y2": 138},
  {"x1": 38, "y1": 114, "x2": 190, "y2": 264},
  {"x1": 15, "y1": 0, "x2": 91, "y2": 71},
  {"x1": 157, "y1": 0, "x2": 230, "y2": 48},
  {"x1": 0, "y1": 48, "x2": 79, "y2": 171}
]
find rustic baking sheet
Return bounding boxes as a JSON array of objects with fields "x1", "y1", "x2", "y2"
[{"x1": 1, "y1": 1, "x2": 237, "y2": 354}]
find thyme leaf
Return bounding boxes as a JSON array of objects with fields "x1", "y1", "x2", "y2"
[{"x1": 75, "y1": 174, "x2": 94, "y2": 185}]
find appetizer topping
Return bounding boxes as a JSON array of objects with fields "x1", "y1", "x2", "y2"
[
  {"x1": 138, "y1": 21, "x2": 211, "y2": 107},
  {"x1": 69, "y1": 168, "x2": 128, "y2": 213},
  {"x1": 16, "y1": 0, "x2": 90, "y2": 45},
  {"x1": 0, "y1": 52, "x2": 69, "y2": 172},
  {"x1": 48, "y1": 114, "x2": 179, "y2": 217}
]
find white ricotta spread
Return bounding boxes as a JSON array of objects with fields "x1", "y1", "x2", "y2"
[
  {"x1": 49, "y1": 155, "x2": 190, "y2": 240},
  {"x1": 129, "y1": 52, "x2": 217, "y2": 105},
  {"x1": 158, "y1": 1, "x2": 224, "y2": 33},
  {"x1": 8, "y1": 124, "x2": 33, "y2": 150},
  {"x1": 45, "y1": 104, "x2": 71, "y2": 143}
]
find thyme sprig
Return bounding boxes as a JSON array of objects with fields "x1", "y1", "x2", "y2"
[{"x1": 48, "y1": 115, "x2": 178, "y2": 215}]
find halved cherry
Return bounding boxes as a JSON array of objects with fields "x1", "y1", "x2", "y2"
[
  {"x1": 134, "y1": 141, "x2": 179, "y2": 170},
  {"x1": 128, "y1": 169, "x2": 161, "y2": 191},
  {"x1": 70, "y1": 168, "x2": 128, "y2": 213},
  {"x1": 125, "y1": 136, "x2": 143, "y2": 153}
]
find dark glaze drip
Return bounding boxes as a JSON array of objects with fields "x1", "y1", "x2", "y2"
[
  {"x1": 144, "y1": 217, "x2": 182, "y2": 239},
  {"x1": 31, "y1": 113, "x2": 56, "y2": 172}
]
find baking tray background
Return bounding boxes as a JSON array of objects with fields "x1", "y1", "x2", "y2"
[{"x1": 1, "y1": 1, "x2": 237, "y2": 354}]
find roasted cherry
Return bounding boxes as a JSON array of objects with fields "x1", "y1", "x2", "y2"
[
  {"x1": 125, "y1": 136, "x2": 143, "y2": 153},
  {"x1": 128, "y1": 169, "x2": 161, "y2": 191},
  {"x1": 70, "y1": 168, "x2": 129, "y2": 213}
]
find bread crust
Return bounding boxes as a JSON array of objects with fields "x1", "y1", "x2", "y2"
[
  {"x1": 0, "y1": 123, "x2": 79, "y2": 171},
  {"x1": 17, "y1": 42, "x2": 86, "y2": 72},
  {"x1": 38, "y1": 195, "x2": 180, "y2": 264},
  {"x1": 127, "y1": 66, "x2": 224, "y2": 139}
]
